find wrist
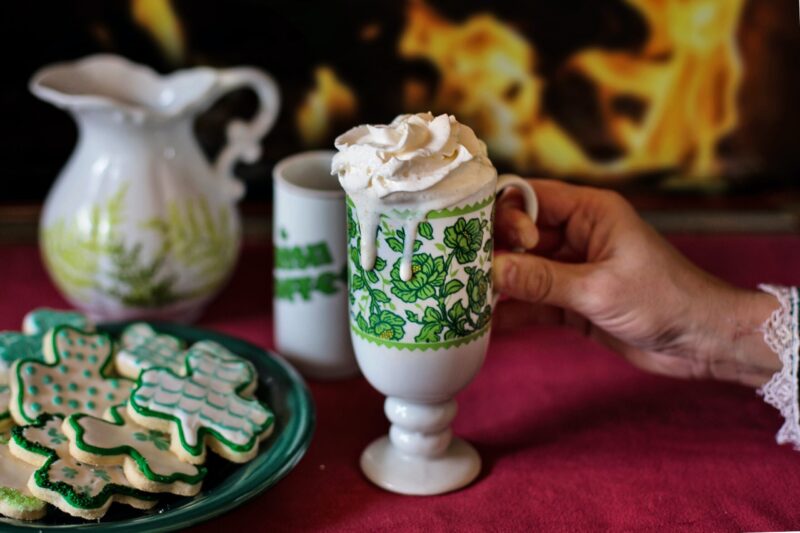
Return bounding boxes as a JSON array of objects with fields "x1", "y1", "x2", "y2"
[{"x1": 702, "y1": 288, "x2": 781, "y2": 387}]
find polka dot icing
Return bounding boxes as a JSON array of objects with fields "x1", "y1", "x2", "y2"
[
  {"x1": 0, "y1": 309, "x2": 91, "y2": 388},
  {"x1": 10, "y1": 326, "x2": 133, "y2": 424}
]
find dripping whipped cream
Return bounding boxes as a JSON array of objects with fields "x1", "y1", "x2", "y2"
[{"x1": 333, "y1": 112, "x2": 496, "y2": 281}]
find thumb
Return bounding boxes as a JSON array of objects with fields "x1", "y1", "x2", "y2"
[{"x1": 493, "y1": 253, "x2": 589, "y2": 310}]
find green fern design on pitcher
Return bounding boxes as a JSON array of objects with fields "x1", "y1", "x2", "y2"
[
  {"x1": 43, "y1": 183, "x2": 236, "y2": 307},
  {"x1": 42, "y1": 183, "x2": 129, "y2": 294},
  {"x1": 144, "y1": 197, "x2": 237, "y2": 297}
]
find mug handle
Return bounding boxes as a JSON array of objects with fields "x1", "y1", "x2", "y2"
[
  {"x1": 492, "y1": 174, "x2": 538, "y2": 306},
  {"x1": 213, "y1": 68, "x2": 281, "y2": 201}
]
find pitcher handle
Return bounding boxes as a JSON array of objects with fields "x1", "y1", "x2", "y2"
[
  {"x1": 492, "y1": 174, "x2": 538, "y2": 306},
  {"x1": 213, "y1": 67, "x2": 281, "y2": 201}
]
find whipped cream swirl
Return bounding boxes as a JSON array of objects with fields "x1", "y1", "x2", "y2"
[
  {"x1": 333, "y1": 112, "x2": 489, "y2": 198},
  {"x1": 333, "y1": 113, "x2": 496, "y2": 280}
]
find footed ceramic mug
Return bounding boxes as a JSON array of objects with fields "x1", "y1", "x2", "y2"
[{"x1": 347, "y1": 173, "x2": 537, "y2": 495}]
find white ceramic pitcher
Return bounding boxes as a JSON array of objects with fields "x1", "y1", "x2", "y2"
[{"x1": 31, "y1": 55, "x2": 280, "y2": 322}]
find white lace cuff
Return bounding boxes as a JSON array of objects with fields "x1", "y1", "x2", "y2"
[{"x1": 757, "y1": 284, "x2": 800, "y2": 450}]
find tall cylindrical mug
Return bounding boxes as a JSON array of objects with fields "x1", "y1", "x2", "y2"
[{"x1": 273, "y1": 151, "x2": 357, "y2": 379}]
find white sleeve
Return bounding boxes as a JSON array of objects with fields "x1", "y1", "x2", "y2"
[{"x1": 758, "y1": 284, "x2": 800, "y2": 450}]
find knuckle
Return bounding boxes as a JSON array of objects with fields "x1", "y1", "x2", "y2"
[
  {"x1": 579, "y1": 269, "x2": 618, "y2": 314},
  {"x1": 521, "y1": 261, "x2": 554, "y2": 303}
]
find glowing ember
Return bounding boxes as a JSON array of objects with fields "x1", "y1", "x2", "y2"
[
  {"x1": 399, "y1": 0, "x2": 745, "y2": 183},
  {"x1": 130, "y1": 0, "x2": 186, "y2": 65},
  {"x1": 297, "y1": 66, "x2": 358, "y2": 146}
]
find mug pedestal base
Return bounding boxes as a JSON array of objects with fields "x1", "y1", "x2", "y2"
[{"x1": 360, "y1": 436, "x2": 480, "y2": 495}]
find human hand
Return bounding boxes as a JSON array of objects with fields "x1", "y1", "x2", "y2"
[{"x1": 493, "y1": 179, "x2": 780, "y2": 387}]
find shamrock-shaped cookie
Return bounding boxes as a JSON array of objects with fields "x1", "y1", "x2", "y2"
[
  {"x1": 9, "y1": 415, "x2": 157, "y2": 520},
  {"x1": 0, "y1": 433, "x2": 46, "y2": 521},
  {"x1": 0, "y1": 308, "x2": 91, "y2": 385},
  {"x1": 128, "y1": 343, "x2": 274, "y2": 464},
  {"x1": 0, "y1": 385, "x2": 10, "y2": 432},
  {"x1": 115, "y1": 323, "x2": 186, "y2": 380},
  {"x1": 10, "y1": 325, "x2": 132, "y2": 425},
  {"x1": 64, "y1": 404, "x2": 206, "y2": 496}
]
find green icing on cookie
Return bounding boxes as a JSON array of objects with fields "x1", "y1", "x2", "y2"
[
  {"x1": 0, "y1": 309, "x2": 89, "y2": 367},
  {"x1": 0, "y1": 486, "x2": 43, "y2": 511},
  {"x1": 116, "y1": 323, "x2": 186, "y2": 378},
  {"x1": 12, "y1": 325, "x2": 133, "y2": 424},
  {"x1": 129, "y1": 341, "x2": 274, "y2": 459},
  {"x1": 11, "y1": 414, "x2": 157, "y2": 512},
  {"x1": 66, "y1": 404, "x2": 207, "y2": 487}
]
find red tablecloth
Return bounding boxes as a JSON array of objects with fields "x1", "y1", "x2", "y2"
[{"x1": 2, "y1": 235, "x2": 800, "y2": 532}]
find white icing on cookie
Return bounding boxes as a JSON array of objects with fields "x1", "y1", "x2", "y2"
[
  {"x1": 115, "y1": 324, "x2": 186, "y2": 379},
  {"x1": 130, "y1": 346, "x2": 272, "y2": 449},
  {"x1": 0, "y1": 309, "x2": 91, "y2": 386},
  {"x1": 11, "y1": 327, "x2": 132, "y2": 425},
  {"x1": 14, "y1": 415, "x2": 155, "y2": 516},
  {"x1": 73, "y1": 406, "x2": 200, "y2": 478}
]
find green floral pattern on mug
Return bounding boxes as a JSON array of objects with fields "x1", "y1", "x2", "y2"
[{"x1": 347, "y1": 197, "x2": 494, "y2": 348}]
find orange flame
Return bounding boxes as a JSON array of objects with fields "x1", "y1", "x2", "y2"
[
  {"x1": 297, "y1": 66, "x2": 358, "y2": 146},
  {"x1": 131, "y1": 0, "x2": 186, "y2": 65},
  {"x1": 399, "y1": 0, "x2": 744, "y2": 183}
]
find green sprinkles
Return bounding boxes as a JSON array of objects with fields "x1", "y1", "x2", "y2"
[
  {"x1": 86, "y1": 401, "x2": 96, "y2": 410},
  {"x1": 68, "y1": 399, "x2": 79, "y2": 409},
  {"x1": 105, "y1": 392, "x2": 115, "y2": 401},
  {"x1": 42, "y1": 375, "x2": 53, "y2": 385},
  {"x1": 0, "y1": 487, "x2": 43, "y2": 510},
  {"x1": 68, "y1": 383, "x2": 79, "y2": 392},
  {"x1": 88, "y1": 355, "x2": 98, "y2": 364},
  {"x1": 25, "y1": 366, "x2": 36, "y2": 376},
  {"x1": 53, "y1": 396, "x2": 64, "y2": 405},
  {"x1": 58, "y1": 365, "x2": 69, "y2": 374},
  {"x1": 87, "y1": 387, "x2": 97, "y2": 396},
  {"x1": 109, "y1": 380, "x2": 120, "y2": 389},
  {"x1": 30, "y1": 402, "x2": 42, "y2": 412},
  {"x1": 53, "y1": 384, "x2": 63, "y2": 393},
  {"x1": 82, "y1": 370, "x2": 92, "y2": 379},
  {"x1": 27, "y1": 385, "x2": 38, "y2": 395}
]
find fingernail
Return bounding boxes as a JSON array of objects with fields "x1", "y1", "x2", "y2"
[{"x1": 521, "y1": 231, "x2": 537, "y2": 250}]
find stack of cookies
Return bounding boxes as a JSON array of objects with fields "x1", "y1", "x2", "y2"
[{"x1": 0, "y1": 309, "x2": 275, "y2": 521}]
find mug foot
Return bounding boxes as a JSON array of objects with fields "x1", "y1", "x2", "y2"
[{"x1": 360, "y1": 436, "x2": 480, "y2": 495}]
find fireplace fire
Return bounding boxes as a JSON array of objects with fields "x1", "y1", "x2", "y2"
[{"x1": 400, "y1": 0, "x2": 745, "y2": 185}]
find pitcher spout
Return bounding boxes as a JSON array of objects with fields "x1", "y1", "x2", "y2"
[{"x1": 30, "y1": 54, "x2": 218, "y2": 124}]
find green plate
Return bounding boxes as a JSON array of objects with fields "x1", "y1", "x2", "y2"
[{"x1": 0, "y1": 323, "x2": 315, "y2": 532}]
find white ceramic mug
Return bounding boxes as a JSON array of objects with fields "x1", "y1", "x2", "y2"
[
  {"x1": 273, "y1": 151, "x2": 358, "y2": 379},
  {"x1": 346, "y1": 173, "x2": 537, "y2": 495}
]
